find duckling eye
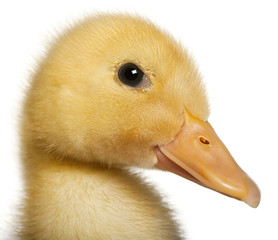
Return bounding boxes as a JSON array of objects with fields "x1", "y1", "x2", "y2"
[{"x1": 117, "y1": 63, "x2": 149, "y2": 88}]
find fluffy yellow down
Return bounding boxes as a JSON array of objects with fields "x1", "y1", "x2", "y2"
[{"x1": 19, "y1": 14, "x2": 209, "y2": 239}]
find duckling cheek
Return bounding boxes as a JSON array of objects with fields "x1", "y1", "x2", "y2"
[
  {"x1": 140, "y1": 97, "x2": 185, "y2": 144},
  {"x1": 95, "y1": 102, "x2": 184, "y2": 168}
]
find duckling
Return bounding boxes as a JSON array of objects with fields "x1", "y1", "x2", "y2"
[{"x1": 19, "y1": 14, "x2": 260, "y2": 239}]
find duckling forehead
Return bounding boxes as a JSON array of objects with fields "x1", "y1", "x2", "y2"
[
  {"x1": 53, "y1": 14, "x2": 210, "y2": 121},
  {"x1": 102, "y1": 16, "x2": 210, "y2": 121},
  {"x1": 83, "y1": 15, "x2": 210, "y2": 120}
]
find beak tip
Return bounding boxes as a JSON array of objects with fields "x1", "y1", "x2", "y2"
[{"x1": 243, "y1": 184, "x2": 261, "y2": 208}]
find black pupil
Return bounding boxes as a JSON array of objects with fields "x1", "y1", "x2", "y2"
[
  {"x1": 125, "y1": 68, "x2": 138, "y2": 81},
  {"x1": 118, "y1": 63, "x2": 144, "y2": 87}
]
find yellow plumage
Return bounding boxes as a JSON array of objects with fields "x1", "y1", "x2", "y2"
[{"x1": 19, "y1": 13, "x2": 259, "y2": 239}]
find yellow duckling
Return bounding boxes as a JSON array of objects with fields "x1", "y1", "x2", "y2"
[{"x1": 19, "y1": 14, "x2": 260, "y2": 239}]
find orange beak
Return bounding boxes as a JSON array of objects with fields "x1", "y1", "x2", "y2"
[{"x1": 155, "y1": 109, "x2": 261, "y2": 208}]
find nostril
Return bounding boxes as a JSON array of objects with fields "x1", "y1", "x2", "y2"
[{"x1": 199, "y1": 136, "x2": 210, "y2": 145}]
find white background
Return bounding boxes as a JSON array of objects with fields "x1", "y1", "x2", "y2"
[{"x1": 0, "y1": 1, "x2": 277, "y2": 239}]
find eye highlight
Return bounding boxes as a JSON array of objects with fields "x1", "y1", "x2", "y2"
[{"x1": 117, "y1": 63, "x2": 151, "y2": 89}]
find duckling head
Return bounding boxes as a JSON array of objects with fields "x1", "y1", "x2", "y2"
[{"x1": 24, "y1": 14, "x2": 260, "y2": 207}]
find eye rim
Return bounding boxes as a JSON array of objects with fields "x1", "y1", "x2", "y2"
[{"x1": 116, "y1": 62, "x2": 151, "y2": 89}]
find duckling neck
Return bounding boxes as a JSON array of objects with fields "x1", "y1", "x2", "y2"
[{"x1": 20, "y1": 144, "x2": 182, "y2": 240}]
